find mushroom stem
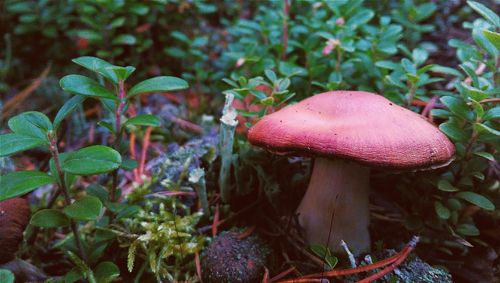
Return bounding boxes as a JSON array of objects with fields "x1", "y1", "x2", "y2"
[{"x1": 297, "y1": 157, "x2": 370, "y2": 255}]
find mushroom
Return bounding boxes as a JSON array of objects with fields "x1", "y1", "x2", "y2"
[
  {"x1": 248, "y1": 91, "x2": 455, "y2": 254},
  {"x1": 0, "y1": 197, "x2": 31, "y2": 264}
]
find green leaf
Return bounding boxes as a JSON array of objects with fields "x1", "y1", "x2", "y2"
[
  {"x1": 112, "y1": 34, "x2": 136, "y2": 45},
  {"x1": 434, "y1": 201, "x2": 451, "y2": 219},
  {"x1": 467, "y1": 1, "x2": 500, "y2": 28},
  {"x1": 63, "y1": 145, "x2": 122, "y2": 175},
  {"x1": 0, "y1": 134, "x2": 47, "y2": 157},
  {"x1": 456, "y1": 223, "x2": 480, "y2": 236},
  {"x1": 0, "y1": 269, "x2": 14, "y2": 283},
  {"x1": 105, "y1": 66, "x2": 136, "y2": 81},
  {"x1": 346, "y1": 9, "x2": 375, "y2": 28},
  {"x1": 439, "y1": 121, "x2": 469, "y2": 142},
  {"x1": 49, "y1": 153, "x2": 75, "y2": 190},
  {"x1": 54, "y1": 96, "x2": 86, "y2": 129},
  {"x1": 483, "y1": 30, "x2": 500, "y2": 50},
  {"x1": 125, "y1": 114, "x2": 161, "y2": 127},
  {"x1": 121, "y1": 159, "x2": 138, "y2": 170},
  {"x1": 437, "y1": 179, "x2": 459, "y2": 192},
  {"x1": 474, "y1": 151, "x2": 495, "y2": 161},
  {"x1": 0, "y1": 171, "x2": 55, "y2": 201},
  {"x1": 440, "y1": 96, "x2": 472, "y2": 120},
  {"x1": 60, "y1": 75, "x2": 117, "y2": 101},
  {"x1": 86, "y1": 184, "x2": 109, "y2": 203},
  {"x1": 401, "y1": 58, "x2": 417, "y2": 74},
  {"x1": 412, "y1": 48, "x2": 428, "y2": 66},
  {"x1": 128, "y1": 76, "x2": 188, "y2": 98},
  {"x1": 94, "y1": 262, "x2": 120, "y2": 283},
  {"x1": 474, "y1": 123, "x2": 500, "y2": 136},
  {"x1": 8, "y1": 111, "x2": 53, "y2": 140},
  {"x1": 63, "y1": 196, "x2": 103, "y2": 221},
  {"x1": 430, "y1": 65, "x2": 463, "y2": 78},
  {"x1": 72, "y1": 56, "x2": 118, "y2": 84},
  {"x1": 279, "y1": 62, "x2": 308, "y2": 77},
  {"x1": 483, "y1": 107, "x2": 500, "y2": 121},
  {"x1": 31, "y1": 209, "x2": 70, "y2": 228},
  {"x1": 455, "y1": 191, "x2": 495, "y2": 210}
]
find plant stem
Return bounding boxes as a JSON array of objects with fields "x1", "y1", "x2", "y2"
[
  {"x1": 48, "y1": 133, "x2": 86, "y2": 261},
  {"x1": 406, "y1": 82, "x2": 417, "y2": 108},
  {"x1": 110, "y1": 80, "x2": 126, "y2": 205}
]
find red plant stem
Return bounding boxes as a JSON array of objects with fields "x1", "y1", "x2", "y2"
[
  {"x1": 237, "y1": 225, "x2": 256, "y2": 239},
  {"x1": 282, "y1": 236, "x2": 419, "y2": 282},
  {"x1": 270, "y1": 267, "x2": 296, "y2": 283},
  {"x1": 115, "y1": 80, "x2": 126, "y2": 138},
  {"x1": 48, "y1": 134, "x2": 86, "y2": 261},
  {"x1": 212, "y1": 204, "x2": 220, "y2": 237},
  {"x1": 129, "y1": 132, "x2": 140, "y2": 182},
  {"x1": 170, "y1": 117, "x2": 204, "y2": 134},
  {"x1": 195, "y1": 251, "x2": 203, "y2": 283},
  {"x1": 110, "y1": 80, "x2": 127, "y2": 204},
  {"x1": 358, "y1": 236, "x2": 419, "y2": 283},
  {"x1": 282, "y1": 0, "x2": 289, "y2": 60},
  {"x1": 138, "y1": 126, "x2": 152, "y2": 178},
  {"x1": 421, "y1": 95, "x2": 438, "y2": 121}
]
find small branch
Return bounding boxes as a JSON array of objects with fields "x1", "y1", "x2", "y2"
[
  {"x1": 48, "y1": 134, "x2": 86, "y2": 261},
  {"x1": 138, "y1": 127, "x2": 152, "y2": 177},
  {"x1": 109, "y1": 80, "x2": 126, "y2": 209},
  {"x1": 358, "y1": 236, "x2": 419, "y2": 283}
]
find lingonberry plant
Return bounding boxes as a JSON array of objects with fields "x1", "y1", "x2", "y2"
[{"x1": 0, "y1": 56, "x2": 188, "y2": 281}]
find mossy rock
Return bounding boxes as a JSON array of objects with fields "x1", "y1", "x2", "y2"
[{"x1": 202, "y1": 231, "x2": 269, "y2": 283}]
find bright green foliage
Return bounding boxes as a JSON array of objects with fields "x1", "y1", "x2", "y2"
[
  {"x1": 62, "y1": 145, "x2": 122, "y2": 176},
  {"x1": 127, "y1": 76, "x2": 189, "y2": 98},
  {"x1": 0, "y1": 269, "x2": 15, "y2": 283},
  {"x1": 0, "y1": 171, "x2": 55, "y2": 201},
  {"x1": 31, "y1": 209, "x2": 70, "y2": 228},
  {"x1": 63, "y1": 196, "x2": 103, "y2": 221}
]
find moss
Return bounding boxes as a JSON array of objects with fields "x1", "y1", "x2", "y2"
[{"x1": 201, "y1": 231, "x2": 269, "y2": 283}]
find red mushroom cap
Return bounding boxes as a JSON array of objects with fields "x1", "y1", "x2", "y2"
[
  {"x1": 248, "y1": 91, "x2": 455, "y2": 170},
  {"x1": 0, "y1": 197, "x2": 31, "y2": 264}
]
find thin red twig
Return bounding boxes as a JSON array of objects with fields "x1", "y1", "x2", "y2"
[
  {"x1": 237, "y1": 225, "x2": 256, "y2": 240},
  {"x1": 138, "y1": 127, "x2": 152, "y2": 177},
  {"x1": 279, "y1": 236, "x2": 419, "y2": 283},
  {"x1": 212, "y1": 204, "x2": 220, "y2": 237},
  {"x1": 195, "y1": 251, "x2": 203, "y2": 283},
  {"x1": 358, "y1": 236, "x2": 419, "y2": 283},
  {"x1": 270, "y1": 266, "x2": 296, "y2": 283}
]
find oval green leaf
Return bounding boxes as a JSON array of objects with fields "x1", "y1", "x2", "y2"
[
  {"x1": 94, "y1": 261, "x2": 120, "y2": 283},
  {"x1": 0, "y1": 171, "x2": 55, "y2": 201},
  {"x1": 0, "y1": 269, "x2": 15, "y2": 283},
  {"x1": 0, "y1": 133, "x2": 47, "y2": 157},
  {"x1": 54, "y1": 96, "x2": 86, "y2": 130},
  {"x1": 8, "y1": 111, "x2": 53, "y2": 140},
  {"x1": 62, "y1": 145, "x2": 121, "y2": 175},
  {"x1": 31, "y1": 209, "x2": 70, "y2": 228},
  {"x1": 124, "y1": 114, "x2": 161, "y2": 127},
  {"x1": 127, "y1": 76, "x2": 188, "y2": 98},
  {"x1": 63, "y1": 196, "x2": 103, "y2": 221},
  {"x1": 72, "y1": 56, "x2": 118, "y2": 84},
  {"x1": 60, "y1": 75, "x2": 117, "y2": 101},
  {"x1": 455, "y1": 191, "x2": 495, "y2": 211}
]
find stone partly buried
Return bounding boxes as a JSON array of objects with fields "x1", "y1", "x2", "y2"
[{"x1": 248, "y1": 91, "x2": 455, "y2": 255}]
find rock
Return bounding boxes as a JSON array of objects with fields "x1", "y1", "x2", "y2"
[
  {"x1": 0, "y1": 198, "x2": 31, "y2": 264},
  {"x1": 201, "y1": 231, "x2": 269, "y2": 283}
]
